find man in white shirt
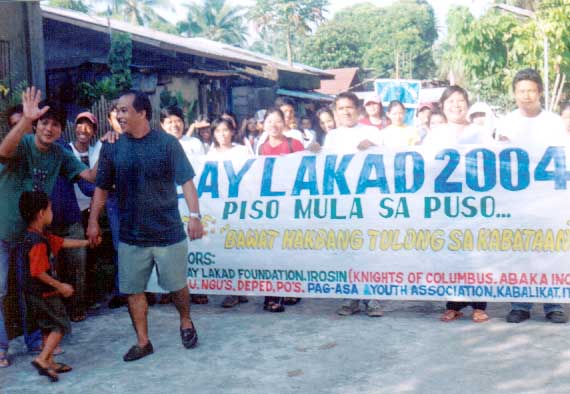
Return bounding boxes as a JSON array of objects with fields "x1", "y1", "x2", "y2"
[
  {"x1": 496, "y1": 68, "x2": 568, "y2": 324},
  {"x1": 323, "y1": 92, "x2": 382, "y2": 153},
  {"x1": 323, "y1": 92, "x2": 384, "y2": 317}
]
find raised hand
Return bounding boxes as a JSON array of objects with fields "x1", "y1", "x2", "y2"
[{"x1": 21, "y1": 87, "x2": 49, "y2": 122}]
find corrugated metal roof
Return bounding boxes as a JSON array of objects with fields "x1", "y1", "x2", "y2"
[
  {"x1": 276, "y1": 88, "x2": 333, "y2": 102},
  {"x1": 41, "y1": 6, "x2": 333, "y2": 79}
]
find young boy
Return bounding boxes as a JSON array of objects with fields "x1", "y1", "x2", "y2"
[{"x1": 18, "y1": 191, "x2": 95, "y2": 382}]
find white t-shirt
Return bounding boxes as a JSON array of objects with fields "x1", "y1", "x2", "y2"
[
  {"x1": 381, "y1": 125, "x2": 420, "y2": 147},
  {"x1": 70, "y1": 141, "x2": 101, "y2": 211},
  {"x1": 495, "y1": 109, "x2": 567, "y2": 146},
  {"x1": 422, "y1": 123, "x2": 495, "y2": 146},
  {"x1": 322, "y1": 124, "x2": 382, "y2": 153},
  {"x1": 180, "y1": 135, "x2": 206, "y2": 155},
  {"x1": 206, "y1": 144, "x2": 252, "y2": 160}
]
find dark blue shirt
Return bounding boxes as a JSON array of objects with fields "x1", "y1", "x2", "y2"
[
  {"x1": 50, "y1": 140, "x2": 82, "y2": 228},
  {"x1": 96, "y1": 129, "x2": 195, "y2": 247}
]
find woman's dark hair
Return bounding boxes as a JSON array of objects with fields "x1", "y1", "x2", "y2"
[
  {"x1": 263, "y1": 107, "x2": 285, "y2": 123},
  {"x1": 315, "y1": 107, "x2": 335, "y2": 143},
  {"x1": 19, "y1": 191, "x2": 49, "y2": 225},
  {"x1": 221, "y1": 111, "x2": 238, "y2": 129},
  {"x1": 387, "y1": 100, "x2": 405, "y2": 113},
  {"x1": 160, "y1": 105, "x2": 184, "y2": 123},
  {"x1": 6, "y1": 104, "x2": 23, "y2": 123},
  {"x1": 513, "y1": 68, "x2": 543, "y2": 93},
  {"x1": 274, "y1": 97, "x2": 295, "y2": 108},
  {"x1": 210, "y1": 117, "x2": 236, "y2": 147},
  {"x1": 316, "y1": 107, "x2": 334, "y2": 122},
  {"x1": 439, "y1": 85, "x2": 470, "y2": 109},
  {"x1": 238, "y1": 117, "x2": 257, "y2": 143},
  {"x1": 428, "y1": 108, "x2": 447, "y2": 127},
  {"x1": 119, "y1": 90, "x2": 152, "y2": 121}
]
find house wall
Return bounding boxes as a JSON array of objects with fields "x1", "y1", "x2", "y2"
[
  {"x1": 0, "y1": 2, "x2": 45, "y2": 139},
  {"x1": 0, "y1": 2, "x2": 45, "y2": 91}
]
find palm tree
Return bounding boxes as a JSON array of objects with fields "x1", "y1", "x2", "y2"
[
  {"x1": 48, "y1": 0, "x2": 90, "y2": 13},
  {"x1": 249, "y1": 0, "x2": 328, "y2": 65},
  {"x1": 100, "y1": 0, "x2": 173, "y2": 27},
  {"x1": 177, "y1": 0, "x2": 248, "y2": 47}
]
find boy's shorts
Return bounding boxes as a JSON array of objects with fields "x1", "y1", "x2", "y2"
[
  {"x1": 26, "y1": 293, "x2": 71, "y2": 336},
  {"x1": 118, "y1": 239, "x2": 188, "y2": 294}
]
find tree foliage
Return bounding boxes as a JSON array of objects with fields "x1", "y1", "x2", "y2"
[
  {"x1": 101, "y1": 0, "x2": 172, "y2": 27},
  {"x1": 249, "y1": 0, "x2": 329, "y2": 65},
  {"x1": 300, "y1": 1, "x2": 437, "y2": 79},
  {"x1": 177, "y1": 0, "x2": 247, "y2": 46},
  {"x1": 76, "y1": 32, "x2": 132, "y2": 107},
  {"x1": 438, "y1": 1, "x2": 570, "y2": 109},
  {"x1": 48, "y1": 0, "x2": 90, "y2": 13},
  {"x1": 300, "y1": 22, "x2": 364, "y2": 70}
]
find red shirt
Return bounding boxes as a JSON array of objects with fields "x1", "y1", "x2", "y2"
[
  {"x1": 29, "y1": 233, "x2": 64, "y2": 278},
  {"x1": 259, "y1": 137, "x2": 304, "y2": 156},
  {"x1": 359, "y1": 117, "x2": 387, "y2": 130},
  {"x1": 25, "y1": 230, "x2": 64, "y2": 298}
]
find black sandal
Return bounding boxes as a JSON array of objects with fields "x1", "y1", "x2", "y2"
[
  {"x1": 283, "y1": 297, "x2": 301, "y2": 305},
  {"x1": 263, "y1": 297, "x2": 285, "y2": 313},
  {"x1": 31, "y1": 360, "x2": 59, "y2": 382}
]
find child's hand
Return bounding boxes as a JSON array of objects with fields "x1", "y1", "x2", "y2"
[
  {"x1": 88, "y1": 236, "x2": 102, "y2": 248},
  {"x1": 59, "y1": 283, "x2": 74, "y2": 298}
]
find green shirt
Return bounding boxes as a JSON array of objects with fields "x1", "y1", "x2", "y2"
[{"x1": 0, "y1": 135, "x2": 87, "y2": 241}]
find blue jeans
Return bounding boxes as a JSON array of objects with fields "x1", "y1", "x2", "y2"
[
  {"x1": 0, "y1": 239, "x2": 14, "y2": 351},
  {"x1": 511, "y1": 302, "x2": 563, "y2": 314}
]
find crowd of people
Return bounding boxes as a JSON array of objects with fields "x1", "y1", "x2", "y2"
[{"x1": 0, "y1": 68, "x2": 569, "y2": 382}]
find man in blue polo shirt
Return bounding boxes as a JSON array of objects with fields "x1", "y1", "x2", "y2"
[{"x1": 87, "y1": 90, "x2": 203, "y2": 362}]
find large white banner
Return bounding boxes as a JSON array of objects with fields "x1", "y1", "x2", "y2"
[{"x1": 174, "y1": 145, "x2": 570, "y2": 302}]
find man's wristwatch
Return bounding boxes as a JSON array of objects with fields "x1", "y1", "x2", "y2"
[{"x1": 189, "y1": 212, "x2": 202, "y2": 220}]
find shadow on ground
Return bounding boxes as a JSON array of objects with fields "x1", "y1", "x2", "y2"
[{"x1": 2, "y1": 298, "x2": 570, "y2": 394}]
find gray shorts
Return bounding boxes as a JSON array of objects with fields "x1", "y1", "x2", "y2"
[{"x1": 118, "y1": 240, "x2": 188, "y2": 294}]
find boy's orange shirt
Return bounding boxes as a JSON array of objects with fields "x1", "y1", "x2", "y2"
[{"x1": 27, "y1": 230, "x2": 64, "y2": 277}]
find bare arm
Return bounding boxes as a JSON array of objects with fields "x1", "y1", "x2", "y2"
[
  {"x1": 0, "y1": 87, "x2": 49, "y2": 160},
  {"x1": 78, "y1": 160, "x2": 98, "y2": 183},
  {"x1": 86, "y1": 187, "x2": 108, "y2": 247},
  {"x1": 181, "y1": 179, "x2": 204, "y2": 240},
  {"x1": 35, "y1": 272, "x2": 74, "y2": 298},
  {"x1": 62, "y1": 238, "x2": 90, "y2": 249}
]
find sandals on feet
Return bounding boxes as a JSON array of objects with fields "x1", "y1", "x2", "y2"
[
  {"x1": 70, "y1": 314, "x2": 86, "y2": 323},
  {"x1": 263, "y1": 297, "x2": 285, "y2": 313},
  {"x1": 472, "y1": 309, "x2": 489, "y2": 323},
  {"x1": 191, "y1": 294, "x2": 209, "y2": 305},
  {"x1": 53, "y1": 362, "x2": 73, "y2": 374},
  {"x1": 283, "y1": 297, "x2": 301, "y2": 306},
  {"x1": 440, "y1": 310, "x2": 464, "y2": 322},
  {"x1": 0, "y1": 351, "x2": 9, "y2": 368},
  {"x1": 31, "y1": 360, "x2": 59, "y2": 382}
]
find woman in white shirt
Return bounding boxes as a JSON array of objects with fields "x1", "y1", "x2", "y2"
[
  {"x1": 206, "y1": 118, "x2": 252, "y2": 308},
  {"x1": 423, "y1": 85, "x2": 494, "y2": 147},
  {"x1": 381, "y1": 100, "x2": 420, "y2": 147}
]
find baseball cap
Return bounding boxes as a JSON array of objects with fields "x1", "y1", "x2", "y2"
[
  {"x1": 364, "y1": 95, "x2": 382, "y2": 105},
  {"x1": 75, "y1": 112, "x2": 98, "y2": 130}
]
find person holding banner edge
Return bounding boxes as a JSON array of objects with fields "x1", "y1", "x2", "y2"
[
  {"x1": 322, "y1": 92, "x2": 385, "y2": 317},
  {"x1": 87, "y1": 90, "x2": 204, "y2": 361},
  {"x1": 259, "y1": 107, "x2": 305, "y2": 312},
  {"x1": 495, "y1": 68, "x2": 568, "y2": 324}
]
